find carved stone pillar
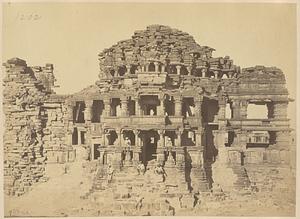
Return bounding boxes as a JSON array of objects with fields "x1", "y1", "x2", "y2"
[
  {"x1": 103, "y1": 98, "x2": 111, "y2": 117},
  {"x1": 66, "y1": 129, "x2": 73, "y2": 146},
  {"x1": 187, "y1": 66, "x2": 192, "y2": 75},
  {"x1": 194, "y1": 96, "x2": 203, "y2": 119},
  {"x1": 218, "y1": 98, "x2": 226, "y2": 119},
  {"x1": 231, "y1": 100, "x2": 241, "y2": 119},
  {"x1": 213, "y1": 70, "x2": 219, "y2": 79},
  {"x1": 161, "y1": 64, "x2": 165, "y2": 73},
  {"x1": 154, "y1": 62, "x2": 159, "y2": 72},
  {"x1": 156, "y1": 147, "x2": 165, "y2": 166},
  {"x1": 176, "y1": 65, "x2": 181, "y2": 75},
  {"x1": 126, "y1": 65, "x2": 130, "y2": 75},
  {"x1": 240, "y1": 100, "x2": 248, "y2": 119},
  {"x1": 158, "y1": 95, "x2": 165, "y2": 116},
  {"x1": 135, "y1": 97, "x2": 141, "y2": 116},
  {"x1": 134, "y1": 129, "x2": 139, "y2": 147},
  {"x1": 66, "y1": 101, "x2": 75, "y2": 122},
  {"x1": 175, "y1": 129, "x2": 182, "y2": 147},
  {"x1": 102, "y1": 131, "x2": 107, "y2": 146},
  {"x1": 132, "y1": 146, "x2": 141, "y2": 164},
  {"x1": 119, "y1": 129, "x2": 123, "y2": 147},
  {"x1": 121, "y1": 96, "x2": 128, "y2": 116},
  {"x1": 174, "y1": 96, "x2": 182, "y2": 116},
  {"x1": 195, "y1": 128, "x2": 203, "y2": 148},
  {"x1": 176, "y1": 147, "x2": 185, "y2": 170},
  {"x1": 158, "y1": 129, "x2": 165, "y2": 148},
  {"x1": 84, "y1": 100, "x2": 93, "y2": 122},
  {"x1": 201, "y1": 68, "x2": 206, "y2": 78},
  {"x1": 137, "y1": 65, "x2": 143, "y2": 73}
]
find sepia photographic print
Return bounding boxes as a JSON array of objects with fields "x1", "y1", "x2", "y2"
[{"x1": 1, "y1": 1, "x2": 298, "y2": 218}]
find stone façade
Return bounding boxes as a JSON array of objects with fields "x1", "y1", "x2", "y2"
[{"x1": 3, "y1": 25, "x2": 293, "y2": 197}]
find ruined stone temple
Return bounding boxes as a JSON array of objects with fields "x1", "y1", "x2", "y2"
[{"x1": 3, "y1": 25, "x2": 293, "y2": 198}]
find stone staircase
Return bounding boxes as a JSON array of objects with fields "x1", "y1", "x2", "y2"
[
  {"x1": 81, "y1": 164, "x2": 200, "y2": 215},
  {"x1": 231, "y1": 166, "x2": 251, "y2": 191}
]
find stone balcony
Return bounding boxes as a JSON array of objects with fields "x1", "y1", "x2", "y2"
[
  {"x1": 101, "y1": 115, "x2": 166, "y2": 128},
  {"x1": 74, "y1": 115, "x2": 195, "y2": 130},
  {"x1": 184, "y1": 117, "x2": 202, "y2": 127}
]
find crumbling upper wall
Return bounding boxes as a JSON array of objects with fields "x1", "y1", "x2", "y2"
[{"x1": 98, "y1": 25, "x2": 240, "y2": 80}]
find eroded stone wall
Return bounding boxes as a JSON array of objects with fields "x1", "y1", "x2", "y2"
[{"x1": 3, "y1": 58, "x2": 53, "y2": 196}]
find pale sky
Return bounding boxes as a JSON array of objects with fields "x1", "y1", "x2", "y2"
[{"x1": 2, "y1": 3, "x2": 297, "y2": 127}]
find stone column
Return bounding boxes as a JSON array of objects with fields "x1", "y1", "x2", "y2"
[
  {"x1": 103, "y1": 98, "x2": 111, "y2": 117},
  {"x1": 138, "y1": 65, "x2": 143, "y2": 73},
  {"x1": 176, "y1": 147, "x2": 185, "y2": 170},
  {"x1": 102, "y1": 131, "x2": 107, "y2": 146},
  {"x1": 201, "y1": 68, "x2": 206, "y2": 78},
  {"x1": 119, "y1": 129, "x2": 123, "y2": 147},
  {"x1": 195, "y1": 128, "x2": 203, "y2": 148},
  {"x1": 126, "y1": 65, "x2": 131, "y2": 75},
  {"x1": 176, "y1": 65, "x2": 181, "y2": 75},
  {"x1": 154, "y1": 62, "x2": 159, "y2": 72},
  {"x1": 175, "y1": 130, "x2": 182, "y2": 147},
  {"x1": 121, "y1": 96, "x2": 128, "y2": 117},
  {"x1": 156, "y1": 130, "x2": 165, "y2": 165},
  {"x1": 158, "y1": 129, "x2": 165, "y2": 148},
  {"x1": 135, "y1": 97, "x2": 141, "y2": 116},
  {"x1": 158, "y1": 95, "x2": 165, "y2": 116},
  {"x1": 174, "y1": 96, "x2": 182, "y2": 116},
  {"x1": 231, "y1": 100, "x2": 241, "y2": 119},
  {"x1": 273, "y1": 102, "x2": 288, "y2": 119},
  {"x1": 66, "y1": 129, "x2": 73, "y2": 146},
  {"x1": 161, "y1": 64, "x2": 165, "y2": 73},
  {"x1": 213, "y1": 70, "x2": 219, "y2": 79},
  {"x1": 187, "y1": 66, "x2": 192, "y2": 75},
  {"x1": 240, "y1": 100, "x2": 248, "y2": 119},
  {"x1": 65, "y1": 100, "x2": 75, "y2": 122},
  {"x1": 194, "y1": 96, "x2": 203, "y2": 119},
  {"x1": 84, "y1": 100, "x2": 93, "y2": 122},
  {"x1": 218, "y1": 98, "x2": 226, "y2": 119},
  {"x1": 145, "y1": 64, "x2": 149, "y2": 72}
]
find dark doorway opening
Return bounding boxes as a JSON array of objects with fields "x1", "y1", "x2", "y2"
[
  {"x1": 141, "y1": 130, "x2": 158, "y2": 165},
  {"x1": 72, "y1": 128, "x2": 78, "y2": 145},
  {"x1": 93, "y1": 144, "x2": 100, "y2": 160}
]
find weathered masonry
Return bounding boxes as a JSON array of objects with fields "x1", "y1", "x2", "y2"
[{"x1": 3, "y1": 25, "x2": 293, "y2": 196}]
